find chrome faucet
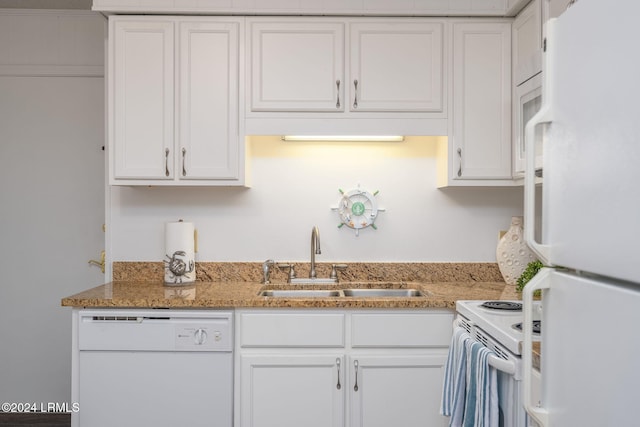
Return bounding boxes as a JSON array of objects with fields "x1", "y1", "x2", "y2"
[
  {"x1": 310, "y1": 226, "x2": 321, "y2": 278},
  {"x1": 262, "y1": 259, "x2": 275, "y2": 284}
]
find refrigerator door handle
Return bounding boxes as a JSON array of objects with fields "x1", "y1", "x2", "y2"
[
  {"x1": 523, "y1": 267, "x2": 552, "y2": 427},
  {"x1": 524, "y1": 104, "x2": 552, "y2": 264},
  {"x1": 524, "y1": 19, "x2": 560, "y2": 265}
]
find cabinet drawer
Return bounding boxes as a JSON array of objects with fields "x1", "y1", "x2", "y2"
[
  {"x1": 239, "y1": 312, "x2": 345, "y2": 347},
  {"x1": 351, "y1": 312, "x2": 453, "y2": 347}
]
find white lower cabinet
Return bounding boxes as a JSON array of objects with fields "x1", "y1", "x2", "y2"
[
  {"x1": 240, "y1": 355, "x2": 345, "y2": 427},
  {"x1": 236, "y1": 310, "x2": 452, "y2": 427},
  {"x1": 349, "y1": 355, "x2": 448, "y2": 427}
]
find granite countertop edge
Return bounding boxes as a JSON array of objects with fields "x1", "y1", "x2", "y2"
[{"x1": 60, "y1": 280, "x2": 520, "y2": 310}]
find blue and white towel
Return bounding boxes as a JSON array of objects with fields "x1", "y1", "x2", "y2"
[
  {"x1": 463, "y1": 341, "x2": 498, "y2": 427},
  {"x1": 441, "y1": 327, "x2": 471, "y2": 425},
  {"x1": 441, "y1": 327, "x2": 499, "y2": 427}
]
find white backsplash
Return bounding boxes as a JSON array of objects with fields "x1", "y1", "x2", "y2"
[{"x1": 109, "y1": 136, "x2": 524, "y2": 263}]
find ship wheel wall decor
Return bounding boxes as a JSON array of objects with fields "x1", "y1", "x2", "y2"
[{"x1": 332, "y1": 186, "x2": 384, "y2": 236}]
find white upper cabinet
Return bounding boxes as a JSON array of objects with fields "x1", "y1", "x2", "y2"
[
  {"x1": 248, "y1": 18, "x2": 444, "y2": 115},
  {"x1": 441, "y1": 21, "x2": 512, "y2": 185},
  {"x1": 109, "y1": 16, "x2": 245, "y2": 186},
  {"x1": 512, "y1": 0, "x2": 543, "y2": 176},
  {"x1": 349, "y1": 22, "x2": 443, "y2": 112},
  {"x1": 513, "y1": 0, "x2": 542, "y2": 86},
  {"x1": 111, "y1": 20, "x2": 174, "y2": 180},
  {"x1": 178, "y1": 21, "x2": 240, "y2": 180},
  {"x1": 250, "y1": 21, "x2": 344, "y2": 112}
]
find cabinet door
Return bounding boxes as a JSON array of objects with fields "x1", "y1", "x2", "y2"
[
  {"x1": 250, "y1": 20, "x2": 344, "y2": 112},
  {"x1": 349, "y1": 22, "x2": 443, "y2": 112},
  {"x1": 452, "y1": 22, "x2": 511, "y2": 180},
  {"x1": 178, "y1": 21, "x2": 239, "y2": 180},
  {"x1": 513, "y1": 0, "x2": 542, "y2": 86},
  {"x1": 240, "y1": 354, "x2": 344, "y2": 427},
  {"x1": 111, "y1": 19, "x2": 174, "y2": 179},
  {"x1": 349, "y1": 355, "x2": 449, "y2": 427}
]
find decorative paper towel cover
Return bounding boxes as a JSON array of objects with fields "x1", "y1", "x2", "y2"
[
  {"x1": 164, "y1": 220, "x2": 196, "y2": 285},
  {"x1": 496, "y1": 216, "x2": 537, "y2": 286}
]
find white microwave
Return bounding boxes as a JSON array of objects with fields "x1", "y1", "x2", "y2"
[{"x1": 514, "y1": 72, "x2": 543, "y2": 176}]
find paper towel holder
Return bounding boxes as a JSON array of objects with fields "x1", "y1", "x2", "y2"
[
  {"x1": 164, "y1": 219, "x2": 197, "y2": 285},
  {"x1": 175, "y1": 219, "x2": 198, "y2": 253}
]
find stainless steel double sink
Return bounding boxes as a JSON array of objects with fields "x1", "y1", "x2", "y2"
[{"x1": 258, "y1": 287, "x2": 425, "y2": 298}]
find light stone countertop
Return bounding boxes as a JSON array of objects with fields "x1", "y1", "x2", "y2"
[
  {"x1": 65, "y1": 262, "x2": 520, "y2": 308},
  {"x1": 61, "y1": 280, "x2": 520, "y2": 309},
  {"x1": 61, "y1": 261, "x2": 539, "y2": 368}
]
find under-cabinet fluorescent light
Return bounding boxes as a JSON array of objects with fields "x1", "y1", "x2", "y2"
[{"x1": 281, "y1": 135, "x2": 405, "y2": 142}]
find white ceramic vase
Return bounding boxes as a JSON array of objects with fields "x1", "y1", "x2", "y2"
[{"x1": 496, "y1": 216, "x2": 537, "y2": 285}]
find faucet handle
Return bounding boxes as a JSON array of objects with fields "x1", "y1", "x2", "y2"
[
  {"x1": 330, "y1": 264, "x2": 348, "y2": 280},
  {"x1": 278, "y1": 263, "x2": 297, "y2": 282}
]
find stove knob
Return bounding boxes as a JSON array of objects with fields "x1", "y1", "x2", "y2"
[{"x1": 194, "y1": 328, "x2": 207, "y2": 345}]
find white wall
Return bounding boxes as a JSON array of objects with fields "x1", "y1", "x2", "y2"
[
  {"x1": 110, "y1": 136, "x2": 524, "y2": 264},
  {"x1": 0, "y1": 10, "x2": 105, "y2": 405},
  {"x1": 0, "y1": 76, "x2": 105, "y2": 403}
]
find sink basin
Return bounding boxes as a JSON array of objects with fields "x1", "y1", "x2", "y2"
[
  {"x1": 342, "y1": 289, "x2": 424, "y2": 297},
  {"x1": 259, "y1": 289, "x2": 342, "y2": 298},
  {"x1": 257, "y1": 284, "x2": 426, "y2": 298}
]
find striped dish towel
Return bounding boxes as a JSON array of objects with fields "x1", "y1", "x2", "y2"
[
  {"x1": 463, "y1": 341, "x2": 499, "y2": 427},
  {"x1": 441, "y1": 326, "x2": 471, "y2": 426}
]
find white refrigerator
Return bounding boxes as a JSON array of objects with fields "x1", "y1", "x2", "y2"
[{"x1": 521, "y1": 0, "x2": 640, "y2": 426}]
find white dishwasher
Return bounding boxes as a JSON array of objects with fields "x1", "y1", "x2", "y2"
[{"x1": 73, "y1": 309, "x2": 233, "y2": 427}]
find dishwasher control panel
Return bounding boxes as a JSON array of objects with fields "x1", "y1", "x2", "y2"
[
  {"x1": 174, "y1": 322, "x2": 229, "y2": 350},
  {"x1": 78, "y1": 310, "x2": 232, "y2": 352}
]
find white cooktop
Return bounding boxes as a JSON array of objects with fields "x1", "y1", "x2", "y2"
[{"x1": 456, "y1": 300, "x2": 541, "y2": 356}]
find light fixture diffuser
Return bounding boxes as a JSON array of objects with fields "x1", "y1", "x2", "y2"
[{"x1": 281, "y1": 135, "x2": 405, "y2": 142}]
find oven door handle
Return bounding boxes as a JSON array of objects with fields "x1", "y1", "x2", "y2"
[
  {"x1": 523, "y1": 267, "x2": 552, "y2": 427},
  {"x1": 453, "y1": 319, "x2": 516, "y2": 375},
  {"x1": 487, "y1": 354, "x2": 516, "y2": 375}
]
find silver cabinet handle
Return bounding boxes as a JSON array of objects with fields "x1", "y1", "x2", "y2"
[
  {"x1": 457, "y1": 148, "x2": 462, "y2": 177},
  {"x1": 353, "y1": 79, "x2": 359, "y2": 109},
  {"x1": 165, "y1": 148, "x2": 170, "y2": 177},
  {"x1": 353, "y1": 360, "x2": 359, "y2": 392},
  {"x1": 336, "y1": 358, "x2": 341, "y2": 390},
  {"x1": 336, "y1": 80, "x2": 341, "y2": 109},
  {"x1": 182, "y1": 148, "x2": 187, "y2": 177}
]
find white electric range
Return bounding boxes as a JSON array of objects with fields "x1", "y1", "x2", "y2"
[
  {"x1": 453, "y1": 300, "x2": 542, "y2": 427},
  {"x1": 456, "y1": 300, "x2": 542, "y2": 360}
]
